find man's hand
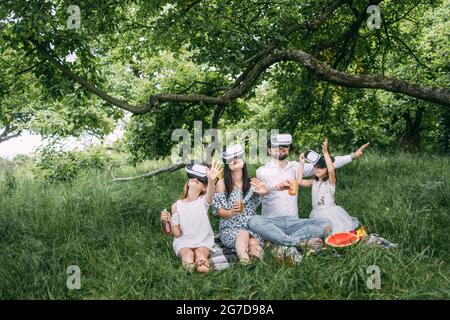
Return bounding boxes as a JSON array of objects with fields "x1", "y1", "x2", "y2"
[
  {"x1": 352, "y1": 142, "x2": 370, "y2": 160},
  {"x1": 275, "y1": 180, "x2": 293, "y2": 191}
]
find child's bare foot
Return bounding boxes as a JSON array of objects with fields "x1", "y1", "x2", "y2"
[
  {"x1": 196, "y1": 259, "x2": 210, "y2": 273},
  {"x1": 237, "y1": 248, "x2": 250, "y2": 263}
]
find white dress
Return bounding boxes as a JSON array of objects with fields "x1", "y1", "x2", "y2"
[
  {"x1": 171, "y1": 195, "x2": 215, "y2": 257},
  {"x1": 309, "y1": 180, "x2": 359, "y2": 234}
]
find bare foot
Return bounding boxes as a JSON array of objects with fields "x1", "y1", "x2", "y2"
[
  {"x1": 196, "y1": 259, "x2": 210, "y2": 273},
  {"x1": 237, "y1": 249, "x2": 250, "y2": 263}
]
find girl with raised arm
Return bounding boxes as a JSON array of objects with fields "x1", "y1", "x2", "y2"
[
  {"x1": 297, "y1": 139, "x2": 359, "y2": 234},
  {"x1": 160, "y1": 162, "x2": 222, "y2": 273}
]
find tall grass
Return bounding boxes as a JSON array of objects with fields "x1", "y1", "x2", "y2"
[{"x1": 0, "y1": 152, "x2": 449, "y2": 299}]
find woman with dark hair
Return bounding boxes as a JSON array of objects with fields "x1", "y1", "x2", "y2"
[{"x1": 212, "y1": 144, "x2": 270, "y2": 263}]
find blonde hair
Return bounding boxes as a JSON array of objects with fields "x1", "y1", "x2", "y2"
[{"x1": 178, "y1": 180, "x2": 207, "y2": 200}]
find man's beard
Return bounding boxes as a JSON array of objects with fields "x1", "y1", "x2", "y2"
[{"x1": 276, "y1": 153, "x2": 288, "y2": 160}]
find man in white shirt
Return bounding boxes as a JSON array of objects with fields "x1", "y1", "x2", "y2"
[{"x1": 249, "y1": 134, "x2": 369, "y2": 248}]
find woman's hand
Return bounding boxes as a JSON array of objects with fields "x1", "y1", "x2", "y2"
[
  {"x1": 250, "y1": 177, "x2": 270, "y2": 195},
  {"x1": 229, "y1": 203, "x2": 241, "y2": 216},
  {"x1": 322, "y1": 138, "x2": 329, "y2": 155},
  {"x1": 160, "y1": 210, "x2": 171, "y2": 221},
  {"x1": 299, "y1": 153, "x2": 305, "y2": 164},
  {"x1": 206, "y1": 161, "x2": 223, "y2": 182}
]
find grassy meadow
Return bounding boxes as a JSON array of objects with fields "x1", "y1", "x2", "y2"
[{"x1": 0, "y1": 152, "x2": 449, "y2": 299}]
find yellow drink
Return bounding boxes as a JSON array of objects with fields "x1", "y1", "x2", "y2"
[{"x1": 288, "y1": 179, "x2": 298, "y2": 196}]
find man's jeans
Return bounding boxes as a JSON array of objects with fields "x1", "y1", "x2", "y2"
[{"x1": 249, "y1": 215, "x2": 332, "y2": 246}]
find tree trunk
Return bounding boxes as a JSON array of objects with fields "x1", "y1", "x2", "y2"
[{"x1": 400, "y1": 107, "x2": 424, "y2": 152}]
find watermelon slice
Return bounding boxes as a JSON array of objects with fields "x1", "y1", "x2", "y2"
[{"x1": 325, "y1": 232, "x2": 360, "y2": 247}]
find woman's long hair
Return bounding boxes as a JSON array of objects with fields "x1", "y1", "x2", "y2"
[{"x1": 223, "y1": 161, "x2": 251, "y2": 199}]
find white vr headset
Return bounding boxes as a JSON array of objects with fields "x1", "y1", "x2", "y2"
[
  {"x1": 304, "y1": 150, "x2": 322, "y2": 165},
  {"x1": 270, "y1": 134, "x2": 292, "y2": 147},
  {"x1": 185, "y1": 163, "x2": 208, "y2": 183},
  {"x1": 221, "y1": 144, "x2": 244, "y2": 162},
  {"x1": 304, "y1": 150, "x2": 333, "y2": 168}
]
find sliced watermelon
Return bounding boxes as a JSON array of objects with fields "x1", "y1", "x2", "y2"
[{"x1": 325, "y1": 232, "x2": 360, "y2": 247}]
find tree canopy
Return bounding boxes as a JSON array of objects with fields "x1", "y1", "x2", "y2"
[{"x1": 1, "y1": 0, "x2": 449, "y2": 159}]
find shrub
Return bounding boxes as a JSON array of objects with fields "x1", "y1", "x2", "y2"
[{"x1": 33, "y1": 146, "x2": 111, "y2": 182}]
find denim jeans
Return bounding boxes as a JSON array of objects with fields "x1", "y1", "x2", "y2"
[{"x1": 248, "y1": 215, "x2": 332, "y2": 246}]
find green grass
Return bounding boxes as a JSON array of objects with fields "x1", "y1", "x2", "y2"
[{"x1": 0, "y1": 152, "x2": 449, "y2": 299}]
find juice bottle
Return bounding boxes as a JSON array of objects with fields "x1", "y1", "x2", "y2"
[
  {"x1": 162, "y1": 208, "x2": 172, "y2": 236},
  {"x1": 236, "y1": 189, "x2": 244, "y2": 212},
  {"x1": 288, "y1": 175, "x2": 298, "y2": 196}
]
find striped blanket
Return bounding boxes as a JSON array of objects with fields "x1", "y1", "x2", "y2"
[{"x1": 208, "y1": 234, "x2": 238, "y2": 270}]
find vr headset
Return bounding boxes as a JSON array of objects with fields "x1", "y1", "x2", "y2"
[
  {"x1": 186, "y1": 163, "x2": 209, "y2": 184},
  {"x1": 221, "y1": 144, "x2": 244, "y2": 164},
  {"x1": 304, "y1": 150, "x2": 334, "y2": 169},
  {"x1": 268, "y1": 134, "x2": 292, "y2": 148}
]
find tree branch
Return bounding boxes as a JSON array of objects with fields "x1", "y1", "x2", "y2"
[
  {"x1": 391, "y1": 34, "x2": 434, "y2": 72},
  {"x1": 0, "y1": 133, "x2": 20, "y2": 144},
  {"x1": 32, "y1": 40, "x2": 156, "y2": 114},
  {"x1": 0, "y1": 125, "x2": 20, "y2": 144},
  {"x1": 15, "y1": 60, "x2": 45, "y2": 76},
  {"x1": 112, "y1": 163, "x2": 186, "y2": 182},
  {"x1": 278, "y1": 50, "x2": 450, "y2": 106},
  {"x1": 242, "y1": 0, "x2": 346, "y2": 65},
  {"x1": 313, "y1": 0, "x2": 384, "y2": 51},
  {"x1": 385, "y1": 0, "x2": 422, "y2": 26},
  {"x1": 36, "y1": 38, "x2": 450, "y2": 114}
]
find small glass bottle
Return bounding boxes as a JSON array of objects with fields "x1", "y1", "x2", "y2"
[
  {"x1": 162, "y1": 208, "x2": 172, "y2": 236},
  {"x1": 236, "y1": 189, "x2": 244, "y2": 212}
]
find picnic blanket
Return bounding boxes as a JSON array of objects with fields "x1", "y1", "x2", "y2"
[
  {"x1": 208, "y1": 234, "x2": 238, "y2": 270},
  {"x1": 206, "y1": 233, "x2": 398, "y2": 270}
]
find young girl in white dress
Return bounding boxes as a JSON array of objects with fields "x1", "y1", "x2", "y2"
[
  {"x1": 160, "y1": 162, "x2": 222, "y2": 273},
  {"x1": 297, "y1": 139, "x2": 359, "y2": 234}
]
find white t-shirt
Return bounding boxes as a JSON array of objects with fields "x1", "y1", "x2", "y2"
[{"x1": 171, "y1": 195, "x2": 215, "y2": 257}]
